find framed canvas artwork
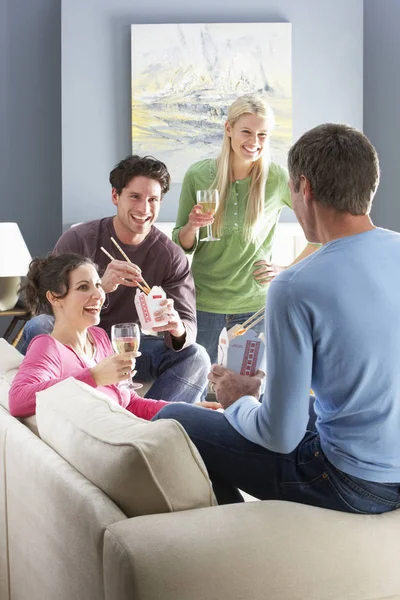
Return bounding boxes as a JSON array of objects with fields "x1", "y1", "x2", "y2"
[{"x1": 131, "y1": 23, "x2": 292, "y2": 182}]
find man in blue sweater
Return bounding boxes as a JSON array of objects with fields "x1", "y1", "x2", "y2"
[{"x1": 154, "y1": 123, "x2": 400, "y2": 513}]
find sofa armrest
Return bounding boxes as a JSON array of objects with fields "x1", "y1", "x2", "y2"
[{"x1": 103, "y1": 500, "x2": 400, "y2": 600}]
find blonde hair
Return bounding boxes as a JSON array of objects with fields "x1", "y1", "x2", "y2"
[{"x1": 211, "y1": 93, "x2": 275, "y2": 240}]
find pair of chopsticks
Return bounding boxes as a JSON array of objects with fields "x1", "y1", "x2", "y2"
[
  {"x1": 232, "y1": 307, "x2": 265, "y2": 337},
  {"x1": 100, "y1": 237, "x2": 151, "y2": 295}
]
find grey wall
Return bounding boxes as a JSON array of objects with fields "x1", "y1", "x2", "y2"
[
  {"x1": 3, "y1": 1, "x2": 400, "y2": 255},
  {"x1": 364, "y1": 0, "x2": 400, "y2": 231},
  {"x1": 0, "y1": 0, "x2": 61, "y2": 337},
  {"x1": 1, "y1": 0, "x2": 62, "y2": 257},
  {"x1": 0, "y1": 2, "x2": 7, "y2": 212},
  {"x1": 62, "y1": 0, "x2": 364, "y2": 228},
  {"x1": 3, "y1": 0, "x2": 400, "y2": 338}
]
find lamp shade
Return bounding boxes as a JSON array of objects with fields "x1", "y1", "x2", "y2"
[{"x1": 0, "y1": 223, "x2": 32, "y2": 277}]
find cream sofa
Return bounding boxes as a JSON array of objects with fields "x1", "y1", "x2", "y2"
[{"x1": 1, "y1": 339, "x2": 400, "y2": 600}]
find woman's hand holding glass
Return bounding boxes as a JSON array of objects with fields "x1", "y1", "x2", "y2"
[
  {"x1": 187, "y1": 204, "x2": 215, "y2": 232},
  {"x1": 111, "y1": 323, "x2": 142, "y2": 389},
  {"x1": 90, "y1": 352, "x2": 140, "y2": 387},
  {"x1": 178, "y1": 189, "x2": 219, "y2": 249},
  {"x1": 196, "y1": 190, "x2": 220, "y2": 241}
]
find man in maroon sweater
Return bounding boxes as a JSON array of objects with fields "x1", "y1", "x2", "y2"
[{"x1": 22, "y1": 155, "x2": 210, "y2": 404}]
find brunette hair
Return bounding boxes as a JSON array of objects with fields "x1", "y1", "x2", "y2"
[
  {"x1": 109, "y1": 155, "x2": 171, "y2": 196},
  {"x1": 21, "y1": 254, "x2": 96, "y2": 316},
  {"x1": 288, "y1": 123, "x2": 380, "y2": 214}
]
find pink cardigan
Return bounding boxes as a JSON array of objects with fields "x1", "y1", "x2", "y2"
[{"x1": 8, "y1": 327, "x2": 168, "y2": 420}]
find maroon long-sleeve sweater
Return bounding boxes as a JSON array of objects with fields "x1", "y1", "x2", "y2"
[{"x1": 54, "y1": 219, "x2": 197, "y2": 348}]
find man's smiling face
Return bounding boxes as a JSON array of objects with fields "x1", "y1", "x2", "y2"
[{"x1": 112, "y1": 176, "x2": 162, "y2": 244}]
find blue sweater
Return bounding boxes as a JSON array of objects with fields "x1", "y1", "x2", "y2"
[{"x1": 225, "y1": 228, "x2": 400, "y2": 483}]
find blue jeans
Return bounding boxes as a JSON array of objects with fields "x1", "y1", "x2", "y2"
[
  {"x1": 21, "y1": 314, "x2": 54, "y2": 354},
  {"x1": 196, "y1": 310, "x2": 265, "y2": 365},
  {"x1": 134, "y1": 333, "x2": 210, "y2": 403},
  {"x1": 22, "y1": 315, "x2": 210, "y2": 404},
  {"x1": 152, "y1": 403, "x2": 400, "y2": 514}
]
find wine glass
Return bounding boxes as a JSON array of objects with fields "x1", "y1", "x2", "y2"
[
  {"x1": 111, "y1": 323, "x2": 143, "y2": 390},
  {"x1": 197, "y1": 189, "x2": 220, "y2": 242}
]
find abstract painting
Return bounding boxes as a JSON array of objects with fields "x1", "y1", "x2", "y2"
[{"x1": 131, "y1": 23, "x2": 292, "y2": 181}]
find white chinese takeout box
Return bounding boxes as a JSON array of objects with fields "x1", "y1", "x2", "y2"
[
  {"x1": 134, "y1": 286, "x2": 168, "y2": 335},
  {"x1": 218, "y1": 326, "x2": 266, "y2": 376}
]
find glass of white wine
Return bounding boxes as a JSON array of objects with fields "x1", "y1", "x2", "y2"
[
  {"x1": 111, "y1": 323, "x2": 142, "y2": 390},
  {"x1": 197, "y1": 189, "x2": 220, "y2": 242}
]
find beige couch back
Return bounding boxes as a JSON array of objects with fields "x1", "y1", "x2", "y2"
[
  {"x1": 0, "y1": 407, "x2": 13, "y2": 600},
  {"x1": 2, "y1": 341, "x2": 400, "y2": 600},
  {"x1": 2, "y1": 407, "x2": 126, "y2": 600},
  {"x1": 0, "y1": 338, "x2": 215, "y2": 600}
]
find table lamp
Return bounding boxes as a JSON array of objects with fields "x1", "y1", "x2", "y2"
[{"x1": 0, "y1": 223, "x2": 32, "y2": 311}]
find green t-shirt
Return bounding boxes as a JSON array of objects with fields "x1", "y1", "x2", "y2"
[{"x1": 172, "y1": 159, "x2": 292, "y2": 314}]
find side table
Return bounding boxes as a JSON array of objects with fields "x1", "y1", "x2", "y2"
[{"x1": 0, "y1": 308, "x2": 31, "y2": 347}]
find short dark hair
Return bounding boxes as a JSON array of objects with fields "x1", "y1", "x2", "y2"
[
  {"x1": 20, "y1": 254, "x2": 97, "y2": 316},
  {"x1": 109, "y1": 155, "x2": 171, "y2": 196},
  {"x1": 287, "y1": 123, "x2": 380, "y2": 215}
]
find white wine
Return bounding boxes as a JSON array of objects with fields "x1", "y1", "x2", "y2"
[
  {"x1": 196, "y1": 190, "x2": 220, "y2": 242},
  {"x1": 201, "y1": 201, "x2": 217, "y2": 214},
  {"x1": 112, "y1": 337, "x2": 139, "y2": 354}
]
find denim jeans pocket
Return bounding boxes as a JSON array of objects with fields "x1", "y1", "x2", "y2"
[
  {"x1": 280, "y1": 474, "x2": 340, "y2": 509},
  {"x1": 279, "y1": 440, "x2": 341, "y2": 510},
  {"x1": 324, "y1": 461, "x2": 400, "y2": 515},
  {"x1": 278, "y1": 435, "x2": 399, "y2": 513}
]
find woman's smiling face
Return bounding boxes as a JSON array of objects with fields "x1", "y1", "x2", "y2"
[
  {"x1": 226, "y1": 113, "x2": 269, "y2": 165},
  {"x1": 48, "y1": 263, "x2": 105, "y2": 329}
]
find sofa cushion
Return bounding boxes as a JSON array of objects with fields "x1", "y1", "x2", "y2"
[
  {"x1": 0, "y1": 338, "x2": 24, "y2": 411},
  {"x1": 36, "y1": 378, "x2": 216, "y2": 517},
  {"x1": 0, "y1": 339, "x2": 39, "y2": 435}
]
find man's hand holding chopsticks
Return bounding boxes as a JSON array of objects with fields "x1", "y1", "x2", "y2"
[
  {"x1": 153, "y1": 299, "x2": 186, "y2": 340},
  {"x1": 101, "y1": 259, "x2": 144, "y2": 293},
  {"x1": 208, "y1": 365, "x2": 265, "y2": 409}
]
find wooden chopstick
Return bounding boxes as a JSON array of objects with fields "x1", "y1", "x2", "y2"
[
  {"x1": 110, "y1": 236, "x2": 130, "y2": 262},
  {"x1": 240, "y1": 314, "x2": 264, "y2": 335},
  {"x1": 232, "y1": 308, "x2": 265, "y2": 337},
  {"x1": 100, "y1": 246, "x2": 149, "y2": 295},
  {"x1": 100, "y1": 246, "x2": 114, "y2": 262},
  {"x1": 239, "y1": 307, "x2": 265, "y2": 330},
  {"x1": 233, "y1": 311, "x2": 264, "y2": 337},
  {"x1": 110, "y1": 237, "x2": 151, "y2": 293}
]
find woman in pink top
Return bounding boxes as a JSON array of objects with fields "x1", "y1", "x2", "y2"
[{"x1": 9, "y1": 254, "x2": 219, "y2": 420}]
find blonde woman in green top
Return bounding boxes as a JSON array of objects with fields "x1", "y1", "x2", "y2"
[{"x1": 173, "y1": 93, "x2": 317, "y2": 363}]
